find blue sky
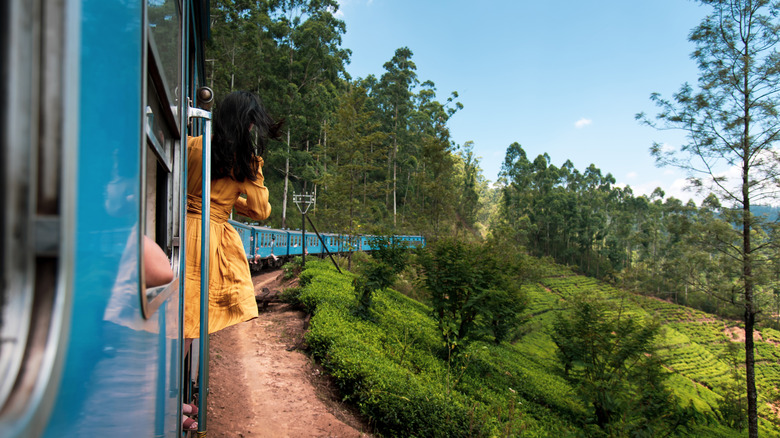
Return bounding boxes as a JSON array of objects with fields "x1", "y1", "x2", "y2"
[{"x1": 334, "y1": 0, "x2": 710, "y2": 204}]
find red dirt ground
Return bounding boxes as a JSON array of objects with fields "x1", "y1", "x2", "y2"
[{"x1": 205, "y1": 270, "x2": 372, "y2": 437}]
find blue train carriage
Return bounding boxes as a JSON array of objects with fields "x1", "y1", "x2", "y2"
[
  {"x1": 1, "y1": 0, "x2": 211, "y2": 436},
  {"x1": 249, "y1": 225, "x2": 290, "y2": 269},
  {"x1": 323, "y1": 232, "x2": 341, "y2": 255},
  {"x1": 361, "y1": 234, "x2": 426, "y2": 252},
  {"x1": 395, "y1": 234, "x2": 427, "y2": 249},
  {"x1": 289, "y1": 230, "x2": 320, "y2": 257}
]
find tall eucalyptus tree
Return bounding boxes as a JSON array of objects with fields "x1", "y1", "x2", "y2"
[
  {"x1": 266, "y1": 0, "x2": 349, "y2": 227},
  {"x1": 321, "y1": 84, "x2": 387, "y2": 234},
  {"x1": 377, "y1": 47, "x2": 418, "y2": 227},
  {"x1": 638, "y1": 1, "x2": 780, "y2": 434}
]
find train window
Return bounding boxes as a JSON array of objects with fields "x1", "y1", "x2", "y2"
[{"x1": 141, "y1": 0, "x2": 183, "y2": 318}]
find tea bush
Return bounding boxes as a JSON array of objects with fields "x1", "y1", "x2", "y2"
[
  {"x1": 294, "y1": 256, "x2": 780, "y2": 437},
  {"x1": 300, "y1": 260, "x2": 492, "y2": 437}
]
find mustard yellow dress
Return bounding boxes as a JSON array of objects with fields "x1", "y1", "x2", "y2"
[{"x1": 184, "y1": 136, "x2": 271, "y2": 338}]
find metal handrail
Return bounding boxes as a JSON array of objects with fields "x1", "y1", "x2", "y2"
[{"x1": 188, "y1": 105, "x2": 211, "y2": 435}]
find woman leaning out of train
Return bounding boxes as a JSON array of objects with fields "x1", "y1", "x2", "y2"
[{"x1": 183, "y1": 91, "x2": 282, "y2": 431}]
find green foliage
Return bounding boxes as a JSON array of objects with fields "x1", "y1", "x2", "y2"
[
  {"x1": 279, "y1": 286, "x2": 302, "y2": 304},
  {"x1": 300, "y1": 260, "x2": 491, "y2": 437},
  {"x1": 352, "y1": 236, "x2": 412, "y2": 318},
  {"x1": 417, "y1": 238, "x2": 529, "y2": 355},
  {"x1": 297, "y1": 256, "x2": 780, "y2": 437},
  {"x1": 550, "y1": 295, "x2": 696, "y2": 434},
  {"x1": 367, "y1": 235, "x2": 409, "y2": 274},
  {"x1": 282, "y1": 257, "x2": 304, "y2": 280},
  {"x1": 717, "y1": 342, "x2": 747, "y2": 431},
  {"x1": 207, "y1": 1, "x2": 470, "y2": 235},
  {"x1": 353, "y1": 257, "x2": 395, "y2": 319}
]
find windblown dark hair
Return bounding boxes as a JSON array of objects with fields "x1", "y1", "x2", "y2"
[{"x1": 211, "y1": 91, "x2": 282, "y2": 182}]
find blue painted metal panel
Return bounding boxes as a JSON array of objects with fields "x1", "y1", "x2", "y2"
[
  {"x1": 250, "y1": 227, "x2": 260, "y2": 259},
  {"x1": 323, "y1": 233, "x2": 339, "y2": 255},
  {"x1": 305, "y1": 231, "x2": 322, "y2": 255},
  {"x1": 288, "y1": 231, "x2": 302, "y2": 256},
  {"x1": 229, "y1": 220, "x2": 254, "y2": 258},
  {"x1": 42, "y1": 1, "x2": 180, "y2": 436},
  {"x1": 280, "y1": 230, "x2": 290, "y2": 257}
]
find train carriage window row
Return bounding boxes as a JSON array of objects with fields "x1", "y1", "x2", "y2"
[{"x1": 228, "y1": 220, "x2": 425, "y2": 271}]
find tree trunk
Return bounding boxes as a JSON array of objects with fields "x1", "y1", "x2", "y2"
[
  {"x1": 742, "y1": 54, "x2": 758, "y2": 434},
  {"x1": 392, "y1": 105, "x2": 398, "y2": 228},
  {"x1": 322, "y1": 118, "x2": 327, "y2": 191},
  {"x1": 743, "y1": 158, "x2": 758, "y2": 438},
  {"x1": 282, "y1": 129, "x2": 290, "y2": 229},
  {"x1": 349, "y1": 168, "x2": 355, "y2": 237},
  {"x1": 745, "y1": 303, "x2": 758, "y2": 438},
  {"x1": 230, "y1": 46, "x2": 235, "y2": 91}
]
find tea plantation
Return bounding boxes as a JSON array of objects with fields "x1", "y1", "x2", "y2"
[{"x1": 295, "y1": 259, "x2": 780, "y2": 437}]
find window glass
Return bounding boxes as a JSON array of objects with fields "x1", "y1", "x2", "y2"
[
  {"x1": 148, "y1": 0, "x2": 180, "y2": 111},
  {"x1": 145, "y1": 83, "x2": 172, "y2": 169},
  {"x1": 141, "y1": 0, "x2": 181, "y2": 318}
]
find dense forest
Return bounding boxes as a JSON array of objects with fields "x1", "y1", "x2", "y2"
[{"x1": 207, "y1": 0, "x2": 780, "y2": 436}]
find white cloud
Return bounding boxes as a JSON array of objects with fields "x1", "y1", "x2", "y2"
[
  {"x1": 617, "y1": 178, "x2": 703, "y2": 205},
  {"x1": 626, "y1": 171, "x2": 638, "y2": 179},
  {"x1": 666, "y1": 178, "x2": 698, "y2": 202},
  {"x1": 574, "y1": 118, "x2": 592, "y2": 129},
  {"x1": 328, "y1": 5, "x2": 345, "y2": 17}
]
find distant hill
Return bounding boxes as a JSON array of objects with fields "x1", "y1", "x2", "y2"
[{"x1": 752, "y1": 204, "x2": 780, "y2": 220}]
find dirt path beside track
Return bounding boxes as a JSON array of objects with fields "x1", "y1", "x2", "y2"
[{"x1": 205, "y1": 270, "x2": 371, "y2": 438}]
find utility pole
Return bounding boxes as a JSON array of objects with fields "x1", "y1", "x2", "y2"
[{"x1": 293, "y1": 192, "x2": 315, "y2": 267}]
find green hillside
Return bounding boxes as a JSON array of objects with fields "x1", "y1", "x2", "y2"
[{"x1": 295, "y1": 258, "x2": 780, "y2": 437}]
